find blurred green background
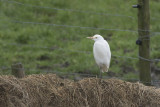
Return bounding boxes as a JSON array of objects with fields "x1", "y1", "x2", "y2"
[{"x1": 0, "y1": 0, "x2": 160, "y2": 80}]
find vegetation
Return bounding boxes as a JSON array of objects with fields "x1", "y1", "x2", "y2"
[{"x1": 0, "y1": 0, "x2": 160, "y2": 79}]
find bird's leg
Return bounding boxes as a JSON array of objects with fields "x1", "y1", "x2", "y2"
[
  {"x1": 99, "y1": 71, "x2": 102, "y2": 79},
  {"x1": 99, "y1": 66, "x2": 103, "y2": 79}
]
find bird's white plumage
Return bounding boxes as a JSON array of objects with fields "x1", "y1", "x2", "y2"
[{"x1": 87, "y1": 34, "x2": 111, "y2": 73}]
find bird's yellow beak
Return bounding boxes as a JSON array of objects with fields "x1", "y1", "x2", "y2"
[{"x1": 87, "y1": 37, "x2": 94, "y2": 39}]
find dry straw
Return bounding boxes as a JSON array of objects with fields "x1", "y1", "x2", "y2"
[{"x1": 0, "y1": 74, "x2": 160, "y2": 107}]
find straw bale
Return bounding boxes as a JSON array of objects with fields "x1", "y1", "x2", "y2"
[{"x1": 0, "y1": 74, "x2": 160, "y2": 107}]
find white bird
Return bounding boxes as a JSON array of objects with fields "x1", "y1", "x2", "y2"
[{"x1": 87, "y1": 34, "x2": 111, "y2": 78}]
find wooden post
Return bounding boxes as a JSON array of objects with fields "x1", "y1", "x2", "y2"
[
  {"x1": 11, "y1": 63, "x2": 25, "y2": 78},
  {"x1": 137, "y1": 0, "x2": 151, "y2": 85}
]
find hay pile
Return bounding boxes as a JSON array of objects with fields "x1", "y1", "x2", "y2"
[{"x1": 0, "y1": 74, "x2": 160, "y2": 107}]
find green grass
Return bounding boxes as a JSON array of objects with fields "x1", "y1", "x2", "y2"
[{"x1": 0, "y1": 0, "x2": 160, "y2": 79}]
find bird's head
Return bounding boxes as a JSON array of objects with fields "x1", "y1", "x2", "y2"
[{"x1": 87, "y1": 34, "x2": 104, "y2": 41}]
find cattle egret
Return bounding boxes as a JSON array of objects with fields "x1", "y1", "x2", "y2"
[{"x1": 87, "y1": 34, "x2": 111, "y2": 78}]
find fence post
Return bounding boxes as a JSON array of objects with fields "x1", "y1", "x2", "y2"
[
  {"x1": 11, "y1": 63, "x2": 25, "y2": 78},
  {"x1": 136, "y1": 0, "x2": 151, "y2": 85}
]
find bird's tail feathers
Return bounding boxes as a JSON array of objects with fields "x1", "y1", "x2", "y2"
[{"x1": 100, "y1": 65, "x2": 109, "y2": 73}]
